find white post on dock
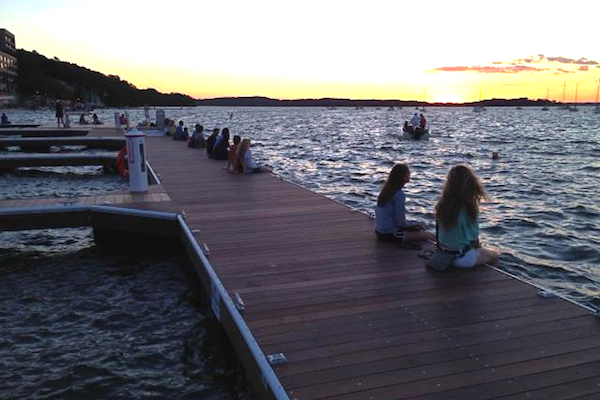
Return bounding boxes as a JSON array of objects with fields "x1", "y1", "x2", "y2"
[
  {"x1": 156, "y1": 109, "x2": 165, "y2": 131},
  {"x1": 125, "y1": 128, "x2": 149, "y2": 192}
]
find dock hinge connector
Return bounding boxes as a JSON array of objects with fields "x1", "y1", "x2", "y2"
[
  {"x1": 266, "y1": 353, "x2": 287, "y2": 365},
  {"x1": 234, "y1": 292, "x2": 246, "y2": 313}
]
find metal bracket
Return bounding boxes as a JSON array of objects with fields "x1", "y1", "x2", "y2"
[
  {"x1": 267, "y1": 353, "x2": 287, "y2": 365},
  {"x1": 234, "y1": 292, "x2": 246, "y2": 313},
  {"x1": 202, "y1": 243, "x2": 210, "y2": 257},
  {"x1": 538, "y1": 290, "x2": 556, "y2": 298}
]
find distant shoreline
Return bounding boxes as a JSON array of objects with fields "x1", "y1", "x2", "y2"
[{"x1": 195, "y1": 96, "x2": 596, "y2": 108}]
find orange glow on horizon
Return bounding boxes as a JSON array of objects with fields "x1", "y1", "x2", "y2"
[{"x1": 5, "y1": 0, "x2": 600, "y2": 104}]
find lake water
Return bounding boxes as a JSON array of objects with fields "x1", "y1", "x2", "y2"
[
  {"x1": 0, "y1": 239, "x2": 244, "y2": 400},
  {"x1": 2, "y1": 105, "x2": 599, "y2": 396}
]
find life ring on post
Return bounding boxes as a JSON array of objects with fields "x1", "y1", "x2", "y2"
[{"x1": 116, "y1": 146, "x2": 129, "y2": 178}]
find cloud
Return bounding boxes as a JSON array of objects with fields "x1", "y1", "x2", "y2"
[
  {"x1": 433, "y1": 54, "x2": 599, "y2": 75},
  {"x1": 545, "y1": 56, "x2": 598, "y2": 65},
  {"x1": 575, "y1": 58, "x2": 598, "y2": 65},
  {"x1": 433, "y1": 65, "x2": 545, "y2": 74}
]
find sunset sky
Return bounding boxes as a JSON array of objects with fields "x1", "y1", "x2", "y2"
[{"x1": 2, "y1": 0, "x2": 600, "y2": 102}]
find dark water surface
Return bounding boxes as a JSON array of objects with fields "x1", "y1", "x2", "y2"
[{"x1": 0, "y1": 231, "x2": 242, "y2": 400}]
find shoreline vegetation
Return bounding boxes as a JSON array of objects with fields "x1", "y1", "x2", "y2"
[{"x1": 13, "y1": 49, "x2": 599, "y2": 108}]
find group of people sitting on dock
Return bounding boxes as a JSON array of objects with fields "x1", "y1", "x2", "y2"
[
  {"x1": 403, "y1": 113, "x2": 427, "y2": 139},
  {"x1": 375, "y1": 163, "x2": 498, "y2": 269},
  {"x1": 167, "y1": 121, "x2": 269, "y2": 174},
  {"x1": 78, "y1": 113, "x2": 102, "y2": 125}
]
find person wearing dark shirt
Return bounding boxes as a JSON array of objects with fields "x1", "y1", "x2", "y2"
[
  {"x1": 212, "y1": 129, "x2": 230, "y2": 160},
  {"x1": 206, "y1": 128, "x2": 219, "y2": 157}
]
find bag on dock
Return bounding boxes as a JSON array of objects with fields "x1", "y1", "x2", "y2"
[
  {"x1": 425, "y1": 249, "x2": 455, "y2": 271},
  {"x1": 425, "y1": 222, "x2": 456, "y2": 271}
]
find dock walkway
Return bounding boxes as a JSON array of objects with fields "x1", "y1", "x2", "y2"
[
  {"x1": 141, "y1": 131, "x2": 600, "y2": 400},
  {"x1": 2, "y1": 126, "x2": 600, "y2": 399}
]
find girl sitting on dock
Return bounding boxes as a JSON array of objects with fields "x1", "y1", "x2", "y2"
[
  {"x1": 375, "y1": 164, "x2": 435, "y2": 245},
  {"x1": 434, "y1": 164, "x2": 498, "y2": 268},
  {"x1": 227, "y1": 135, "x2": 243, "y2": 173},
  {"x1": 236, "y1": 139, "x2": 270, "y2": 174}
]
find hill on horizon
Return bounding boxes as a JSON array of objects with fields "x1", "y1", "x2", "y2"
[{"x1": 16, "y1": 49, "x2": 196, "y2": 107}]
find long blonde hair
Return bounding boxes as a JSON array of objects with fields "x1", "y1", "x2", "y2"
[
  {"x1": 236, "y1": 138, "x2": 251, "y2": 162},
  {"x1": 435, "y1": 164, "x2": 486, "y2": 228}
]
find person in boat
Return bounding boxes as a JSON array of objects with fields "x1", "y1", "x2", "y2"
[
  {"x1": 434, "y1": 164, "x2": 498, "y2": 268},
  {"x1": 410, "y1": 113, "x2": 420, "y2": 128},
  {"x1": 237, "y1": 138, "x2": 271, "y2": 174},
  {"x1": 1, "y1": 113, "x2": 9, "y2": 124},
  {"x1": 419, "y1": 113, "x2": 427, "y2": 129},
  {"x1": 375, "y1": 164, "x2": 435, "y2": 245},
  {"x1": 403, "y1": 121, "x2": 414, "y2": 134},
  {"x1": 212, "y1": 129, "x2": 230, "y2": 160},
  {"x1": 79, "y1": 114, "x2": 89, "y2": 124},
  {"x1": 55, "y1": 102, "x2": 64, "y2": 127},
  {"x1": 92, "y1": 113, "x2": 102, "y2": 124}
]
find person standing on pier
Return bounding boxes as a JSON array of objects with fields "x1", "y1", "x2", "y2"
[
  {"x1": 375, "y1": 164, "x2": 435, "y2": 245},
  {"x1": 55, "y1": 102, "x2": 64, "y2": 127},
  {"x1": 434, "y1": 164, "x2": 498, "y2": 268}
]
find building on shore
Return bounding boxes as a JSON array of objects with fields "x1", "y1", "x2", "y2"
[{"x1": 0, "y1": 29, "x2": 17, "y2": 107}]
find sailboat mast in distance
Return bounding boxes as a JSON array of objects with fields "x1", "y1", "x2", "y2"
[
  {"x1": 563, "y1": 79, "x2": 566, "y2": 103},
  {"x1": 596, "y1": 79, "x2": 599, "y2": 103}
]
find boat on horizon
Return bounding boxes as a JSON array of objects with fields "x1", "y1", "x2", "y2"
[
  {"x1": 594, "y1": 79, "x2": 600, "y2": 114},
  {"x1": 473, "y1": 86, "x2": 486, "y2": 112}
]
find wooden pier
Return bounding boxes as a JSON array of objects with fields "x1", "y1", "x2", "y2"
[
  {"x1": 2, "y1": 126, "x2": 600, "y2": 400},
  {"x1": 0, "y1": 152, "x2": 118, "y2": 170},
  {"x1": 0, "y1": 128, "x2": 89, "y2": 137},
  {"x1": 0, "y1": 136, "x2": 124, "y2": 149},
  {"x1": 0, "y1": 123, "x2": 41, "y2": 129}
]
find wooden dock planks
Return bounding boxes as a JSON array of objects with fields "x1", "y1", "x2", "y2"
[{"x1": 139, "y1": 132, "x2": 600, "y2": 400}]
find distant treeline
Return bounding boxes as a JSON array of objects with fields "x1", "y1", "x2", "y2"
[
  {"x1": 16, "y1": 49, "x2": 196, "y2": 107},
  {"x1": 196, "y1": 96, "x2": 561, "y2": 107}
]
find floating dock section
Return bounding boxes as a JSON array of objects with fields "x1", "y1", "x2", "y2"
[
  {"x1": 0, "y1": 137, "x2": 124, "y2": 149},
  {"x1": 1, "y1": 126, "x2": 600, "y2": 400},
  {"x1": 0, "y1": 128, "x2": 89, "y2": 137},
  {"x1": 0, "y1": 153, "x2": 118, "y2": 170}
]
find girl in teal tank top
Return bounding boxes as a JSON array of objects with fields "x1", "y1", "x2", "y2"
[{"x1": 434, "y1": 164, "x2": 498, "y2": 268}]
